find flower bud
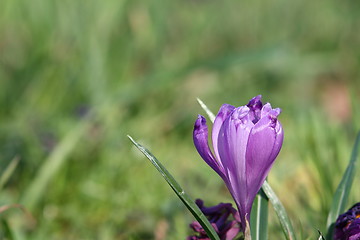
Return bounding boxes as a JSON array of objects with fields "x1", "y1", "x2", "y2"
[{"x1": 193, "y1": 95, "x2": 284, "y2": 232}]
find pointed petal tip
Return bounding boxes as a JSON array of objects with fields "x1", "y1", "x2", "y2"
[
  {"x1": 262, "y1": 102, "x2": 272, "y2": 109},
  {"x1": 268, "y1": 109, "x2": 282, "y2": 129},
  {"x1": 193, "y1": 114, "x2": 225, "y2": 177},
  {"x1": 254, "y1": 95, "x2": 262, "y2": 100},
  {"x1": 247, "y1": 95, "x2": 262, "y2": 102},
  {"x1": 216, "y1": 104, "x2": 235, "y2": 118},
  {"x1": 248, "y1": 95, "x2": 262, "y2": 103},
  {"x1": 194, "y1": 115, "x2": 209, "y2": 142},
  {"x1": 194, "y1": 115, "x2": 206, "y2": 129},
  {"x1": 231, "y1": 106, "x2": 251, "y2": 123},
  {"x1": 273, "y1": 107, "x2": 282, "y2": 115},
  {"x1": 247, "y1": 95, "x2": 263, "y2": 113}
]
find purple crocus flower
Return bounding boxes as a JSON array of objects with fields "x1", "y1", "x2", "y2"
[
  {"x1": 187, "y1": 199, "x2": 241, "y2": 240},
  {"x1": 193, "y1": 95, "x2": 284, "y2": 232},
  {"x1": 334, "y1": 202, "x2": 360, "y2": 240}
]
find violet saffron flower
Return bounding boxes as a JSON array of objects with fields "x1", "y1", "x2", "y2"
[
  {"x1": 193, "y1": 95, "x2": 284, "y2": 232},
  {"x1": 187, "y1": 199, "x2": 241, "y2": 240},
  {"x1": 334, "y1": 202, "x2": 360, "y2": 240}
]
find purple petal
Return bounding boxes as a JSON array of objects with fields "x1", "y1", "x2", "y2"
[
  {"x1": 217, "y1": 106, "x2": 254, "y2": 228},
  {"x1": 225, "y1": 223, "x2": 240, "y2": 240},
  {"x1": 349, "y1": 233, "x2": 360, "y2": 240},
  {"x1": 212, "y1": 104, "x2": 235, "y2": 161},
  {"x1": 334, "y1": 203, "x2": 360, "y2": 240},
  {"x1": 193, "y1": 115, "x2": 224, "y2": 177},
  {"x1": 190, "y1": 221, "x2": 205, "y2": 233},
  {"x1": 197, "y1": 201, "x2": 233, "y2": 216},
  {"x1": 247, "y1": 95, "x2": 262, "y2": 109},
  {"x1": 347, "y1": 218, "x2": 360, "y2": 240},
  {"x1": 247, "y1": 95, "x2": 263, "y2": 123},
  {"x1": 260, "y1": 103, "x2": 281, "y2": 119},
  {"x1": 245, "y1": 111, "x2": 284, "y2": 216},
  {"x1": 189, "y1": 199, "x2": 241, "y2": 240}
]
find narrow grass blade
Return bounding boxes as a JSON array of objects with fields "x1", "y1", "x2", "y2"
[
  {"x1": 21, "y1": 119, "x2": 91, "y2": 210},
  {"x1": 326, "y1": 131, "x2": 360, "y2": 239},
  {"x1": 262, "y1": 181, "x2": 296, "y2": 240},
  {"x1": 317, "y1": 230, "x2": 325, "y2": 240},
  {"x1": 128, "y1": 135, "x2": 220, "y2": 240},
  {"x1": 196, "y1": 98, "x2": 215, "y2": 123},
  {"x1": 250, "y1": 189, "x2": 269, "y2": 240},
  {"x1": 0, "y1": 156, "x2": 20, "y2": 190},
  {"x1": 1, "y1": 219, "x2": 15, "y2": 240}
]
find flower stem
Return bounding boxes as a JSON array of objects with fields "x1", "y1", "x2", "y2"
[{"x1": 245, "y1": 219, "x2": 252, "y2": 240}]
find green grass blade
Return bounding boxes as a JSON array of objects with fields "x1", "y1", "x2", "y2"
[
  {"x1": 21, "y1": 118, "x2": 91, "y2": 210},
  {"x1": 1, "y1": 219, "x2": 15, "y2": 240},
  {"x1": 326, "y1": 131, "x2": 360, "y2": 239},
  {"x1": 262, "y1": 181, "x2": 296, "y2": 240},
  {"x1": 317, "y1": 230, "x2": 325, "y2": 240},
  {"x1": 127, "y1": 135, "x2": 220, "y2": 240},
  {"x1": 196, "y1": 98, "x2": 216, "y2": 123},
  {"x1": 0, "y1": 156, "x2": 20, "y2": 191},
  {"x1": 250, "y1": 189, "x2": 269, "y2": 240}
]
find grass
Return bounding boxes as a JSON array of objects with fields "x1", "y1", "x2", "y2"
[{"x1": 0, "y1": 0, "x2": 360, "y2": 239}]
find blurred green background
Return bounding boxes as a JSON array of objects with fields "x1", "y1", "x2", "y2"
[{"x1": 1, "y1": 0, "x2": 360, "y2": 239}]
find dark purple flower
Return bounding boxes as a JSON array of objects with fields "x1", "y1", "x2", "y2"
[
  {"x1": 193, "y1": 95, "x2": 284, "y2": 232},
  {"x1": 187, "y1": 199, "x2": 241, "y2": 240},
  {"x1": 334, "y1": 202, "x2": 360, "y2": 240}
]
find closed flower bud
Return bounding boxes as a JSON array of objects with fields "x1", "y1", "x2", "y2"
[{"x1": 193, "y1": 95, "x2": 284, "y2": 232}]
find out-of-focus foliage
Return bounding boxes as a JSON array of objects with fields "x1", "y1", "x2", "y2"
[{"x1": 0, "y1": 0, "x2": 360, "y2": 239}]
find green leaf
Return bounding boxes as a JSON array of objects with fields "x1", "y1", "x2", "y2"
[
  {"x1": 1, "y1": 219, "x2": 15, "y2": 240},
  {"x1": 317, "y1": 230, "x2": 326, "y2": 240},
  {"x1": 128, "y1": 136, "x2": 220, "y2": 240},
  {"x1": 250, "y1": 189, "x2": 269, "y2": 240},
  {"x1": 196, "y1": 98, "x2": 216, "y2": 123},
  {"x1": 326, "y1": 131, "x2": 360, "y2": 239},
  {"x1": 0, "y1": 156, "x2": 20, "y2": 191},
  {"x1": 21, "y1": 119, "x2": 91, "y2": 210},
  {"x1": 262, "y1": 181, "x2": 296, "y2": 240}
]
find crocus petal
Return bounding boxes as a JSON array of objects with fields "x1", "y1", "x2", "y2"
[
  {"x1": 212, "y1": 104, "x2": 235, "y2": 162},
  {"x1": 260, "y1": 103, "x2": 272, "y2": 117},
  {"x1": 225, "y1": 223, "x2": 240, "y2": 240},
  {"x1": 247, "y1": 95, "x2": 263, "y2": 123},
  {"x1": 245, "y1": 111, "x2": 284, "y2": 216},
  {"x1": 193, "y1": 115, "x2": 224, "y2": 177},
  {"x1": 217, "y1": 106, "x2": 254, "y2": 228},
  {"x1": 334, "y1": 203, "x2": 360, "y2": 240},
  {"x1": 247, "y1": 95, "x2": 262, "y2": 110},
  {"x1": 188, "y1": 199, "x2": 241, "y2": 240},
  {"x1": 198, "y1": 202, "x2": 233, "y2": 216},
  {"x1": 347, "y1": 218, "x2": 360, "y2": 240}
]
